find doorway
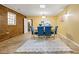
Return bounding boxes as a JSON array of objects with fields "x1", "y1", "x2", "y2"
[
  {"x1": 28, "y1": 19, "x2": 33, "y2": 32},
  {"x1": 24, "y1": 18, "x2": 28, "y2": 33}
]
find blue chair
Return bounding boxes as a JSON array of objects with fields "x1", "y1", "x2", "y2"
[
  {"x1": 37, "y1": 26, "x2": 44, "y2": 36},
  {"x1": 45, "y1": 26, "x2": 52, "y2": 36}
]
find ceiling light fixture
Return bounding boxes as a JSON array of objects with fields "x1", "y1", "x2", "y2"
[
  {"x1": 42, "y1": 16, "x2": 46, "y2": 18},
  {"x1": 40, "y1": 5, "x2": 46, "y2": 8}
]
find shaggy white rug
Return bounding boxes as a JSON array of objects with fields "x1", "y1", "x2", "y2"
[{"x1": 15, "y1": 38, "x2": 73, "y2": 53}]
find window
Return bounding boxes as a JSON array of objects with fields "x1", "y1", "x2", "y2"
[{"x1": 8, "y1": 12, "x2": 16, "y2": 25}]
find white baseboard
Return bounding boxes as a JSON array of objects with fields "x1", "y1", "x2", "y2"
[{"x1": 58, "y1": 33, "x2": 79, "y2": 48}]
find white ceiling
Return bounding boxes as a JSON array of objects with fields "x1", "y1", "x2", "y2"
[{"x1": 3, "y1": 4, "x2": 68, "y2": 16}]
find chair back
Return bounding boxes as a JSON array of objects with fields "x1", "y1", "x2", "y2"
[
  {"x1": 38, "y1": 26, "x2": 44, "y2": 36},
  {"x1": 45, "y1": 26, "x2": 51, "y2": 36},
  {"x1": 31, "y1": 26, "x2": 34, "y2": 34},
  {"x1": 54, "y1": 26, "x2": 58, "y2": 34}
]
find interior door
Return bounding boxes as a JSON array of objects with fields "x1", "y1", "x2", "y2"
[{"x1": 24, "y1": 18, "x2": 28, "y2": 33}]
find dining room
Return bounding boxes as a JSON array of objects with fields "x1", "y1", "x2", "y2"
[{"x1": 0, "y1": 4, "x2": 79, "y2": 54}]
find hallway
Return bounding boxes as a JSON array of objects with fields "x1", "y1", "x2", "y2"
[{"x1": 0, "y1": 33, "x2": 73, "y2": 54}]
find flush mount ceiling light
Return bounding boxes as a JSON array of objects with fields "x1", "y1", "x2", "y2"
[
  {"x1": 40, "y1": 5, "x2": 46, "y2": 8},
  {"x1": 64, "y1": 13, "x2": 73, "y2": 18},
  {"x1": 42, "y1": 16, "x2": 46, "y2": 18}
]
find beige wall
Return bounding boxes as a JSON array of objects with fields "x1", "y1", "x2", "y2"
[
  {"x1": 27, "y1": 16, "x2": 57, "y2": 27},
  {"x1": 27, "y1": 5, "x2": 79, "y2": 44},
  {"x1": 57, "y1": 5, "x2": 79, "y2": 44}
]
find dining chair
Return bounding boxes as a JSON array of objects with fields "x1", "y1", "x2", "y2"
[
  {"x1": 45, "y1": 26, "x2": 52, "y2": 36},
  {"x1": 49, "y1": 26, "x2": 58, "y2": 39},
  {"x1": 31, "y1": 26, "x2": 34, "y2": 35},
  {"x1": 31, "y1": 26, "x2": 38, "y2": 35},
  {"x1": 37, "y1": 26, "x2": 44, "y2": 36},
  {"x1": 54, "y1": 26, "x2": 58, "y2": 34},
  {"x1": 53, "y1": 26, "x2": 58, "y2": 38},
  {"x1": 31, "y1": 26, "x2": 38, "y2": 39}
]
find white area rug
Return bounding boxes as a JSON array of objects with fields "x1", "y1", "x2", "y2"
[{"x1": 15, "y1": 38, "x2": 73, "y2": 53}]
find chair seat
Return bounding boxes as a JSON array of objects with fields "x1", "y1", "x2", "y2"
[
  {"x1": 51, "y1": 32, "x2": 54, "y2": 34},
  {"x1": 34, "y1": 32, "x2": 38, "y2": 35}
]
